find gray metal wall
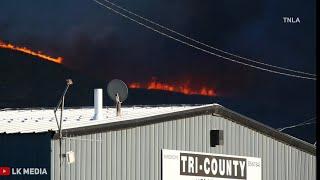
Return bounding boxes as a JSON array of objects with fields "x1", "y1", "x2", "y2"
[{"x1": 51, "y1": 114, "x2": 316, "y2": 180}]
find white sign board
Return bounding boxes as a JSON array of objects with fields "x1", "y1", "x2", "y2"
[{"x1": 162, "y1": 149, "x2": 261, "y2": 180}]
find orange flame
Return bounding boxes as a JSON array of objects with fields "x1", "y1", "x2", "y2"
[
  {"x1": 0, "y1": 40, "x2": 63, "y2": 64},
  {"x1": 129, "y1": 79, "x2": 216, "y2": 97}
]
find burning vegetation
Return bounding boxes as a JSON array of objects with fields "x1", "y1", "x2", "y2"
[
  {"x1": 129, "y1": 78, "x2": 216, "y2": 97},
  {"x1": 0, "y1": 39, "x2": 63, "y2": 64},
  {"x1": 0, "y1": 39, "x2": 216, "y2": 97}
]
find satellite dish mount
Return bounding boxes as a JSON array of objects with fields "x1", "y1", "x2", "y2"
[{"x1": 115, "y1": 93, "x2": 122, "y2": 116}]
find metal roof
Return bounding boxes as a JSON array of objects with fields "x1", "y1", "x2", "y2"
[
  {"x1": 0, "y1": 104, "x2": 212, "y2": 134},
  {"x1": 0, "y1": 103, "x2": 316, "y2": 155}
]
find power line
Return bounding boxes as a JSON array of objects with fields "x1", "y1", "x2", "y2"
[
  {"x1": 92, "y1": 0, "x2": 316, "y2": 80},
  {"x1": 278, "y1": 117, "x2": 316, "y2": 131},
  {"x1": 102, "y1": 0, "x2": 316, "y2": 77},
  {"x1": 278, "y1": 122, "x2": 315, "y2": 131}
]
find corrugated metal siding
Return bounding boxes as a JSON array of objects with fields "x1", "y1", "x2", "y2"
[{"x1": 51, "y1": 114, "x2": 316, "y2": 180}]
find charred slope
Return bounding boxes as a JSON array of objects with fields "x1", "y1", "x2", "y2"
[
  {"x1": 0, "y1": 49, "x2": 315, "y2": 143},
  {"x1": 0, "y1": 49, "x2": 215, "y2": 108},
  {"x1": 0, "y1": 49, "x2": 104, "y2": 108}
]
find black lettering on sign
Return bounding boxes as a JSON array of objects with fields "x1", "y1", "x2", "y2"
[{"x1": 180, "y1": 153, "x2": 247, "y2": 179}]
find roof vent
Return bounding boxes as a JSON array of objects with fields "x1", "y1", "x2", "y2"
[{"x1": 93, "y1": 89, "x2": 103, "y2": 120}]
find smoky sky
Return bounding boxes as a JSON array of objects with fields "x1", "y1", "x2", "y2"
[{"x1": 0, "y1": 0, "x2": 316, "y2": 127}]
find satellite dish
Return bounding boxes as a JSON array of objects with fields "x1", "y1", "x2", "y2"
[{"x1": 107, "y1": 79, "x2": 128, "y2": 102}]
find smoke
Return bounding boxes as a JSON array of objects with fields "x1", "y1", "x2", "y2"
[{"x1": 0, "y1": 0, "x2": 315, "y2": 98}]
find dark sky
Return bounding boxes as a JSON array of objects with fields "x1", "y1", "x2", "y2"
[{"x1": 0, "y1": 0, "x2": 316, "y2": 133}]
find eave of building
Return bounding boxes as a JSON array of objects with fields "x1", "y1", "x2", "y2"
[{"x1": 0, "y1": 104, "x2": 316, "y2": 155}]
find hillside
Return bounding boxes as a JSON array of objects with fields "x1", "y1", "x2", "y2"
[
  {"x1": 0, "y1": 48, "x2": 315, "y2": 143},
  {"x1": 0, "y1": 49, "x2": 216, "y2": 108}
]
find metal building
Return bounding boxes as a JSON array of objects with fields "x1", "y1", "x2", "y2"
[{"x1": 0, "y1": 103, "x2": 316, "y2": 180}]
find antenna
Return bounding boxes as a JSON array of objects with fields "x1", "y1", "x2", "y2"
[
  {"x1": 53, "y1": 78, "x2": 73, "y2": 180},
  {"x1": 107, "y1": 79, "x2": 128, "y2": 116},
  {"x1": 54, "y1": 79, "x2": 73, "y2": 137}
]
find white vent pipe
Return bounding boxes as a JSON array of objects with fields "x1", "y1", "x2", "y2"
[{"x1": 93, "y1": 89, "x2": 103, "y2": 120}]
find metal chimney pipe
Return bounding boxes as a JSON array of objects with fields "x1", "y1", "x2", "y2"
[{"x1": 93, "y1": 89, "x2": 103, "y2": 120}]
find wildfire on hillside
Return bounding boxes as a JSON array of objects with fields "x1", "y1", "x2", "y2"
[
  {"x1": 129, "y1": 78, "x2": 216, "y2": 97},
  {"x1": 0, "y1": 39, "x2": 63, "y2": 64}
]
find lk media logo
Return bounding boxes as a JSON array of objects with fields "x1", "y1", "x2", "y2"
[
  {"x1": 0, "y1": 167, "x2": 11, "y2": 176},
  {"x1": 0, "y1": 166, "x2": 48, "y2": 176}
]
